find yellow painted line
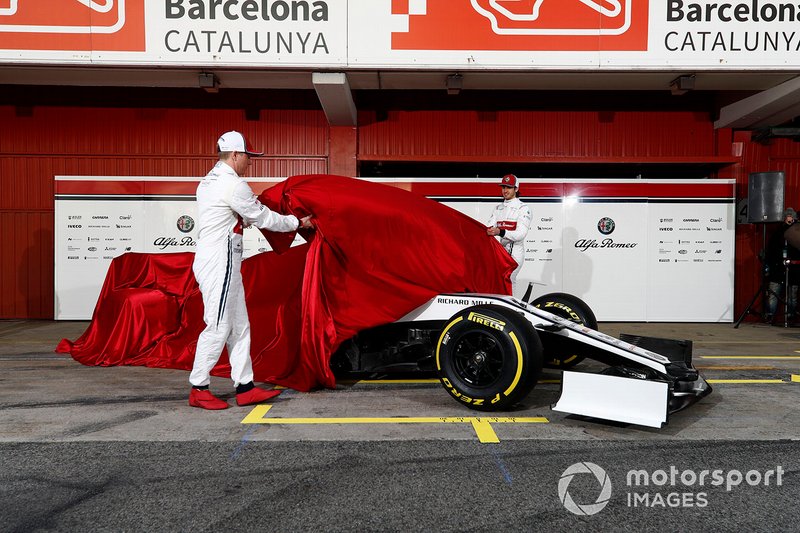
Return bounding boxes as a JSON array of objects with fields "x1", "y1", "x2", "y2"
[
  {"x1": 695, "y1": 365, "x2": 777, "y2": 371},
  {"x1": 693, "y1": 341, "x2": 800, "y2": 344},
  {"x1": 471, "y1": 419, "x2": 500, "y2": 443},
  {"x1": 707, "y1": 379, "x2": 786, "y2": 384},
  {"x1": 344, "y1": 378, "x2": 563, "y2": 385},
  {"x1": 700, "y1": 356, "x2": 800, "y2": 360},
  {"x1": 242, "y1": 404, "x2": 275, "y2": 424},
  {"x1": 241, "y1": 405, "x2": 548, "y2": 443},
  {"x1": 352, "y1": 379, "x2": 439, "y2": 384},
  {"x1": 344, "y1": 378, "x2": 561, "y2": 389},
  {"x1": 792, "y1": 374, "x2": 800, "y2": 382},
  {"x1": 0, "y1": 340, "x2": 60, "y2": 344}
]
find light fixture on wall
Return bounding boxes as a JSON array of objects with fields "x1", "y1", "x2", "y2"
[
  {"x1": 670, "y1": 74, "x2": 695, "y2": 96},
  {"x1": 446, "y1": 74, "x2": 463, "y2": 95},
  {"x1": 198, "y1": 72, "x2": 219, "y2": 93}
]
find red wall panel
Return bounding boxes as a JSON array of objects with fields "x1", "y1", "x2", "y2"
[
  {"x1": 0, "y1": 105, "x2": 328, "y2": 318},
  {"x1": 358, "y1": 110, "x2": 717, "y2": 161}
]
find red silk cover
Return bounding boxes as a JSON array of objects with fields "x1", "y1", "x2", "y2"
[{"x1": 58, "y1": 175, "x2": 516, "y2": 391}]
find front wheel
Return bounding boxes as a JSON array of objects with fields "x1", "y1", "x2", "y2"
[
  {"x1": 531, "y1": 292, "x2": 598, "y2": 369},
  {"x1": 436, "y1": 304, "x2": 543, "y2": 411}
]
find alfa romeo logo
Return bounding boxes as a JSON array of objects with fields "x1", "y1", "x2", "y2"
[
  {"x1": 176, "y1": 215, "x2": 195, "y2": 233},
  {"x1": 597, "y1": 217, "x2": 615, "y2": 235},
  {"x1": 558, "y1": 462, "x2": 612, "y2": 516}
]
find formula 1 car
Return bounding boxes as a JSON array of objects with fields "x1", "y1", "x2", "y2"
[{"x1": 332, "y1": 292, "x2": 712, "y2": 428}]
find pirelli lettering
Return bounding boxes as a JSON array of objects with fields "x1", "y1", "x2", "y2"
[
  {"x1": 441, "y1": 378, "x2": 486, "y2": 406},
  {"x1": 541, "y1": 301, "x2": 581, "y2": 322},
  {"x1": 467, "y1": 312, "x2": 506, "y2": 331}
]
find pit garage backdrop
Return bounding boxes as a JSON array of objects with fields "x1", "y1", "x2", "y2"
[{"x1": 55, "y1": 176, "x2": 735, "y2": 322}]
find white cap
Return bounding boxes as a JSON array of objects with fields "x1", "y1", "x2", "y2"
[{"x1": 217, "y1": 131, "x2": 264, "y2": 156}]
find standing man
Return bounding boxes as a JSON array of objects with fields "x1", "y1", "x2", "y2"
[
  {"x1": 487, "y1": 174, "x2": 532, "y2": 297},
  {"x1": 765, "y1": 207, "x2": 799, "y2": 323},
  {"x1": 190, "y1": 130, "x2": 313, "y2": 410}
]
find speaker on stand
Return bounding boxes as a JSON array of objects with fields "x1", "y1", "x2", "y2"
[
  {"x1": 747, "y1": 172, "x2": 785, "y2": 224},
  {"x1": 734, "y1": 171, "x2": 786, "y2": 328}
]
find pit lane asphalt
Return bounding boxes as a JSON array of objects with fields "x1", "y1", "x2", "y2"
[{"x1": 1, "y1": 319, "x2": 798, "y2": 531}]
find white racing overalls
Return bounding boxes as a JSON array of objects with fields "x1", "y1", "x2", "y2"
[
  {"x1": 190, "y1": 161, "x2": 299, "y2": 387},
  {"x1": 488, "y1": 197, "x2": 532, "y2": 296}
]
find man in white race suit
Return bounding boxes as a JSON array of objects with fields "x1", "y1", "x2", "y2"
[
  {"x1": 189, "y1": 130, "x2": 313, "y2": 410},
  {"x1": 486, "y1": 174, "x2": 532, "y2": 297}
]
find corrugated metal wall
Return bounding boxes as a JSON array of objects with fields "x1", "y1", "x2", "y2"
[
  {"x1": 359, "y1": 110, "x2": 717, "y2": 160},
  {"x1": 0, "y1": 106, "x2": 329, "y2": 318}
]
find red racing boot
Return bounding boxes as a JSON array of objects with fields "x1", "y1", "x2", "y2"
[
  {"x1": 236, "y1": 386, "x2": 281, "y2": 406},
  {"x1": 189, "y1": 388, "x2": 229, "y2": 410}
]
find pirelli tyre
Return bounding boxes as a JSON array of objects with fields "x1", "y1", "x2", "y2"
[
  {"x1": 436, "y1": 304, "x2": 543, "y2": 411},
  {"x1": 531, "y1": 292, "x2": 598, "y2": 369}
]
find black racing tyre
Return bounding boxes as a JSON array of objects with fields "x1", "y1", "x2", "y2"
[
  {"x1": 435, "y1": 304, "x2": 543, "y2": 411},
  {"x1": 531, "y1": 292, "x2": 598, "y2": 369}
]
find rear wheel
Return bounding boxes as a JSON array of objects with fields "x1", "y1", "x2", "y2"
[
  {"x1": 532, "y1": 292, "x2": 598, "y2": 369},
  {"x1": 436, "y1": 304, "x2": 543, "y2": 411}
]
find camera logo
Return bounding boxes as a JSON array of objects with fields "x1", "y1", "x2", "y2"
[{"x1": 559, "y1": 462, "x2": 612, "y2": 516}]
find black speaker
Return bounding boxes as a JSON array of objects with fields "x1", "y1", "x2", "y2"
[{"x1": 748, "y1": 171, "x2": 785, "y2": 223}]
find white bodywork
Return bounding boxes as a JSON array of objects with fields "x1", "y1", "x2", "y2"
[
  {"x1": 399, "y1": 293, "x2": 702, "y2": 428},
  {"x1": 553, "y1": 371, "x2": 668, "y2": 428}
]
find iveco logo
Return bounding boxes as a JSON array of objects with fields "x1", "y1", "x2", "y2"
[
  {"x1": 67, "y1": 224, "x2": 82, "y2": 228},
  {"x1": 659, "y1": 227, "x2": 673, "y2": 231}
]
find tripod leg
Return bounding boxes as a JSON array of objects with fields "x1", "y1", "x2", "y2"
[
  {"x1": 734, "y1": 280, "x2": 767, "y2": 328},
  {"x1": 786, "y1": 267, "x2": 790, "y2": 328}
]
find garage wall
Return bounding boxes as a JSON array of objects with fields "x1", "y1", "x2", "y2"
[
  {"x1": 0, "y1": 106, "x2": 329, "y2": 318},
  {"x1": 358, "y1": 110, "x2": 718, "y2": 161},
  {"x1": 3, "y1": 102, "x2": 798, "y2": 321}
]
